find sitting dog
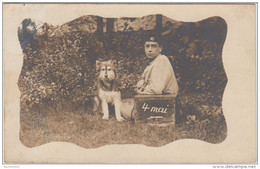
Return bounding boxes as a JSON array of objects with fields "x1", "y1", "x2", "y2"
[{"x1": 93, "y1": 59, "x2": 124, "y2": 121}]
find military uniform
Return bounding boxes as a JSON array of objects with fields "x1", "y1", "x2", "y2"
[{"x1": 136, "y1": 54, "x2": 179, "y2": 96}]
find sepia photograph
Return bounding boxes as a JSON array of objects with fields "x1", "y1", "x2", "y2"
[{"x1": 3, "y1": 3, "x2": 256, "y2": 164}]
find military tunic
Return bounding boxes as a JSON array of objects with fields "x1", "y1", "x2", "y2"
[{"x1": 137, "y1": 54, "x2": 179, "y2": 96}]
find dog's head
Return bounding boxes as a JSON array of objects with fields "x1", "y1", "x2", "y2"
[{"x1": 96, "y1": 59, "x2": 117, "y2": 81}]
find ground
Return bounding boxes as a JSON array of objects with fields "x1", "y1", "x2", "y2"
[{"x1": 20, "y1": 92, "x2": 227, "y2": 148}]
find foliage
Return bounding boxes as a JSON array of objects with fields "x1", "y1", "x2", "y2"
[{"x1": 18, "y1": 15, "x2": 227, "y2": 113}]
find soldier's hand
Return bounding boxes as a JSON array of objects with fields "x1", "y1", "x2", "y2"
[{"x1": 135, "y1": 79, "x2": 144, "y2": 89}]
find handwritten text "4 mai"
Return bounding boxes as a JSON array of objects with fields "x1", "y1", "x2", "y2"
[{"x1": 141, "y1": 103, "x2": 168, "y2": 114}]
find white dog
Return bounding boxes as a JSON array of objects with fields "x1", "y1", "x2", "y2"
[{"x1": 93, "y1": 59, "x2": 124, "y2": 121}]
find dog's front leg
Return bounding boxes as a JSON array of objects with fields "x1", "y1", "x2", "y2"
[
  {"x1": 114, "y1": 100, "x2": 124, "y2": 121},
  {"x1": 93, "y1": 96, "x2": 100, "y2": 114},
  {"x1": 101, "y1": 100, "x2": 109, "y2": 119}
]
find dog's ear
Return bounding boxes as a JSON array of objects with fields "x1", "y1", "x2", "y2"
[
  {"x1": 109, "y1": 59, "x2": 118, "y2": 76},
  {"x1": 110, "y1": 59, "x2": 117, "y2": 66},
  {"x1": 106, "y1": 59, "x2": 117, "y2": 67},
  {"x1": 96, "y1": 60, "x2": 101, "y2": 71},
  {"x1": 106, "y1": 59, "x2": 113, "y2": 65}
]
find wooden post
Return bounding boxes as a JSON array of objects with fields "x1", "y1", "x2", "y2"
[
  {"x1": 106, "y1": 18, "x2": 114, "y2": 49},
  {"x1": 96, "y1": 16, "x2": 103, "y2": 34},
  {"x1": 155, "y1": 14, "x2": 163, "y2": 33}
]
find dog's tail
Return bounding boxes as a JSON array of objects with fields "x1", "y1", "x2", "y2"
[{"x1": 93, "y1": 96, "x2": 100, "y2": 113}]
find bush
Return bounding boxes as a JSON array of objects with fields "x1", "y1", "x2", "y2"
[{"x1": 18, "y1": 15, "x2": 227, "y2": 113}]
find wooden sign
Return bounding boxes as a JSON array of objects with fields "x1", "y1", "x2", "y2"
[{"x1": 133, "y1": 94, "x2": 176, "y2": 125}]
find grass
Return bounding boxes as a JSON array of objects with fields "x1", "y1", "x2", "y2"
[{"x1": 19, "y1": 93, "x2": 227, "y2": 148}]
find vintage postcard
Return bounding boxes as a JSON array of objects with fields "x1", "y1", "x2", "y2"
[{"x1": 3, "y1": 3, "x2": 256, "y2": 164}]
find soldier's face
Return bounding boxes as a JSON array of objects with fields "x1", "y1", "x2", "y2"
[{"x1": 144, "y1": 41, "x2": 162, "y2": 59}]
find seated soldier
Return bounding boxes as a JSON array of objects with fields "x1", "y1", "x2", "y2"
[
  {"x1": 121, "y1": 34, "x2": 180, "y2": 119},
  {"x1": 135, "y1": 33, "x2": 179, "y2": 96}
]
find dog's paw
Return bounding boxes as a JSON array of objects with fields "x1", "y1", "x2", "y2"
[
  {"x1": 116, "y1": 116, "x2": 124, "y2": 122},
  {"x1": 102, "y1": 115, "x2": 109, "y2": 120}
]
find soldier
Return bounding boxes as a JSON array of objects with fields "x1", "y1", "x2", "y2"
[
  {"x1": 121, "y1": 33, "x2": 180, "y2": 119},
  {"x1": 135, "y1": 33, "x2": 179, "y2": 96}
]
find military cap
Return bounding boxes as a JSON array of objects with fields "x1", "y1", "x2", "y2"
[{"x1": 143, "y1": 33, "x2": 163, "y2": 46}]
